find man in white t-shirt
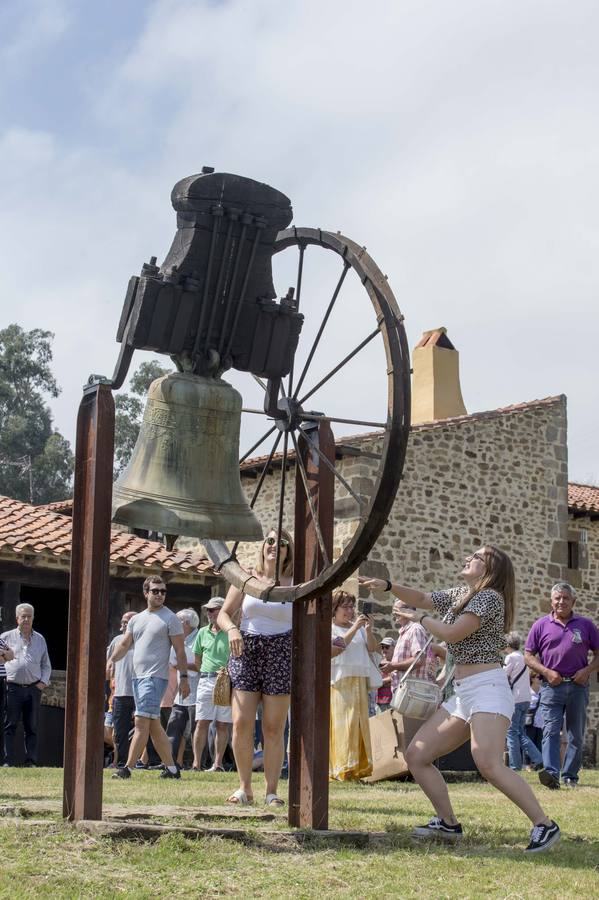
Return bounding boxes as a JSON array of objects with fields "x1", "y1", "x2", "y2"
[
  {"x1": 504, "y1": 632, "x2": 543, "y2": 771},
  {"x1": 108, "y1": 576, "x2": 189, "y2": 780},
  {"x1": 165, "y1": 609, "x2": 200, "y2": 767}
]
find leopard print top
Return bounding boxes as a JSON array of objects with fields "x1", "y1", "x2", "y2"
[{"x1": 430, "y1": 586, "x2": 506, "y2": 665}]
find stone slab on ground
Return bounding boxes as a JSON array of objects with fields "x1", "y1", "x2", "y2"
[
  {"x1": 0, "y1": 800, "x2": 277, "y2": 822},
  {"x1": 76, "y1": 818, "x2": 393, "y2": 849}
]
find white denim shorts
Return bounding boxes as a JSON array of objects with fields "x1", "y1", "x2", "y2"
[
  {"x1": 442, "y1": 668, "x2": 515, "y2": 723},
  {"x1": 195, "y1": 675, "x2": 233, "y2": 724}
]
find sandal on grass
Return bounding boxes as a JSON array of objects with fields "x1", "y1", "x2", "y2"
[
  {"x1": 265, "y1": 793, "x2": 285, "y2": 807},
  {"x1": 226, "y1": 788, "x2": 253, "y2": 805}
]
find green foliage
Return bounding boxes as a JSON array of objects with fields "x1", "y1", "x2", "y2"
[
  {"x1": 114, "y1": 360, "x2": 171, "y2": 475},
  {"x1": 0, "y1": 324, "x2": 73, "y2": 504}
]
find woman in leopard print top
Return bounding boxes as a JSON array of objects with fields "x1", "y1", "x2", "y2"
[{"x1": 359, "y1": 546, "x2": 559, "y2": 853}]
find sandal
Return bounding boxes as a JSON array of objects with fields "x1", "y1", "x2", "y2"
[
  {"x1": 265, "y1": 793, "x2": 285, "y2": 807},
  {"x1": 226, "y1": 788, "x2": 253, "y2": 806}
]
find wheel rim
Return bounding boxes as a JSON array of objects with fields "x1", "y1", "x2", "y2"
[{"x1": 203, "y1": 227, "x2": 411, "y2": 601}]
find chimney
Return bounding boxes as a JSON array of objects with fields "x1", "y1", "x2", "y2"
[{"x1": 411, "y1": 327, "x2": 467, "y2": 424}]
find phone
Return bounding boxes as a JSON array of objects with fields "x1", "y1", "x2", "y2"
[{"x1": 362, "y1": 601, "x2": 373, "y2": 616}]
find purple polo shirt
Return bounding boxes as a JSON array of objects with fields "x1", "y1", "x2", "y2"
[{"x1": 525, "y1": 613, "x2": 599, "y2": 677}]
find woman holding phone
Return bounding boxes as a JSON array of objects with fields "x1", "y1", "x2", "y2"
[
  {"x1": 330, "y1": 589, "x2": 378, "y2": 781},
  {"x1": 359, "y1": 546, "x2": 560, "y2": 854}
]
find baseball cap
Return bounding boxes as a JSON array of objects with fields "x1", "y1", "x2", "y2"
[
  {"x1": 381, "y1": 636, "x2": 395, "y2": 647},
  {"x1": 205, "y1": 597, "x2": 225, "y2": 610}
]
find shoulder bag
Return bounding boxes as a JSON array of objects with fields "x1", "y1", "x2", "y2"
[
  {"x1": 391, "y1": 614, "x2": 449, "y2": 719},
  {"x1": 212, "y1": 667, "x2": 232, "y2": 707}
]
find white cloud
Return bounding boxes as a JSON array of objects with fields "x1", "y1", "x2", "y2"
[
  {"x1": 0, "y1": 0, "x2": 598, "y2": 482},
  {"x1": 0, "y1": 0, "x2": 70, "y2": 67}
]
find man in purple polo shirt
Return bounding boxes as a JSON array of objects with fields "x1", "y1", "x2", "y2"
[{"x1": 525, "y1": 582, "x2": 599, "y2": 789}]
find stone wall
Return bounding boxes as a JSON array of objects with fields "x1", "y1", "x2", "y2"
[{"x1": 236, "y1": 395, "x2": 597, "y2": 755}]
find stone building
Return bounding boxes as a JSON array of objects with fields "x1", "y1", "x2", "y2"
[
  {"x1": 0, "y1": 495, "x2": 219, "y2": 764},
  {"x1": 236, "y1": 328, "x2": 598, "y2": 756}
]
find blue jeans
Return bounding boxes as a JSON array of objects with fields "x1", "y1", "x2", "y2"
[
  {"x1": 506, "y1": 700, "x2": 542, "y2": 769},
  {"x1": 539, "y1": 681, "x2": 589, "y2": 782}
]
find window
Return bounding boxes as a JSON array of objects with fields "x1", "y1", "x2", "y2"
[{"x1": 567, "y1": 541, "x2": 579, "y2": 570}]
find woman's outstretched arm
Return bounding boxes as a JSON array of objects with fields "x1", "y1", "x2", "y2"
[{"x1": 358, "y1": 576, "x2": 434, "y2": 610}]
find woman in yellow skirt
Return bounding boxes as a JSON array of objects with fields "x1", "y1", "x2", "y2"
[{"x1": 330, "y1": 590, "x2": 379, "y2": 780}]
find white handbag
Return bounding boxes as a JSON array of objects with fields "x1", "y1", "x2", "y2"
[{"x1": 390, "y1": 614, "x2": 449, "y2": 719}]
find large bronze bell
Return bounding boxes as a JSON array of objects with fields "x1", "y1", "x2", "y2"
[{"x1": 112, "y1": 372, "x2": 263, "y2": 541}]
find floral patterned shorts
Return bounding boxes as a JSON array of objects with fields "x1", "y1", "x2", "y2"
[{"x1": 228, "y1": 631, "x2": 292, "y2": 695}]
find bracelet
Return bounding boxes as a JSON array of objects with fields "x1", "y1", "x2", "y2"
[
  {"x1": 384, "y1": 579, "x2": 392, "y2": 592},
  {"x1": 180, "y1": 673, "x2": 188, "y2": 678},
  {"x1": 225, "y1": 624, "x2": 239, "y2": 632},
  {"x1": 419, "y1": 613, "x2": 428, "y2": 625}
]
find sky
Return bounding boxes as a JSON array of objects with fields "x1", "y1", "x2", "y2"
[{"x1": 0, "y1": 0, "x2": 597, "y2": 483}]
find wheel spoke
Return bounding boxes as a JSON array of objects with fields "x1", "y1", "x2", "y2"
[
  {"x1": 230, "y1": 431, "x2": 283, "y2": 559},
  {"x1": 290, "y1": 430, "x2": 331, "y2": 569},
  {"x1": 252, "y1": 374, "x2": 267, "y2": 391},
  {"x1": 239, "y1": 424, "x2": 277, "y2": 464},
  {"x1": 300, "y1": 426, "x2": 368, "y2": 508},
  {"x1": 242, "y1": 407, "x2": 270, "y2": 416},
  {"x1": 286, "y1": 244, "x2": 305, "y2": 398},
  {"x1": 301, "y1": 413, "x2": 387, "y2": 429},
  {"x1": 298, "y1": 326, "x2": 380, "y2": 406},
  {"x1": 275, "y1": 431, "x2": 290, "y2": 584},
  {"x1": 293, "y1": 261, "x2": 350, "y2": 401}
]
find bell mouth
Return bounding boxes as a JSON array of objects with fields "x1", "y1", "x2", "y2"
[{"x1": 111, "y1": 495, "x2": 263, "y2": 542}]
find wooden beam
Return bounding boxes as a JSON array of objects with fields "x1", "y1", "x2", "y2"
[
  {"x1": 63, "y1": 383, "x2": 115, "y2": 822},
  {"x1": 288, "y1": 421, "x2": 334, "y2": 829}
]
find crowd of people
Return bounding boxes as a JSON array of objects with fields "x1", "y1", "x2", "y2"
[{"x1": 1, "y1": 537, "x2": 598, "y2": 856}]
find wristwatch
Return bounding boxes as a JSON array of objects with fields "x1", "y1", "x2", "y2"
[{"x1": 180, "y1": 673, "x2": 188, "y2": 678}]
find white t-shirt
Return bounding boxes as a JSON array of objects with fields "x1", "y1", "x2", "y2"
[
  {"x1": 169, "y1": 629, "x2": 199, "y2": 707},
  {"x1": 127, "y1": 607, "x2": 183, "y2": 680},
  {"x1": 240, "y1": 595, "x2": 293, "y2": 636},
  {"x1": 504, "y1": 650, "x2": 531, "y2": 704}
]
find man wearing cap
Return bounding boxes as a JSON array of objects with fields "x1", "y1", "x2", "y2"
[
  {"x1": 192, "y1": 597, "x2": 233, "y2": 771},
  {"x1": 376, "y1": 637, "x2": 396, "y2": 712},
  {"x1": 525, "y1": 581, "x2": 599, "y2": 789}
]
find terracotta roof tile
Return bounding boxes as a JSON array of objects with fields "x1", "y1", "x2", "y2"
[
  {"x1": 0, "y1": 495, "x2": 217, "y2": 581},
  {"x1": 568, "y1": 482, "x2": 599, "y2": 515}
]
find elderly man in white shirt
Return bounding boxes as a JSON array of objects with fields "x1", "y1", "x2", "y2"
[{"x1": 1, "y1": 603, "x2": 52, "y2": 767}]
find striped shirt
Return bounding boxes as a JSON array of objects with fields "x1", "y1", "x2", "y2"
[
  {"x1": 0, "y1": 629, "x2": 52, "y2": 685},
  {"x1": 391, "y1": 621, "x2": 436, "y2": 692}
]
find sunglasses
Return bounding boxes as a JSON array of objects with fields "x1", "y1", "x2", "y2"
[
  {"x1": 265, "y1": 536, "x2": 290, "y2": 547},
  {"x1": 148, "y1": 588, "x2": 167, "y2": 595}
]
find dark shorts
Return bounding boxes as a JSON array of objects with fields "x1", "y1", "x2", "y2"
[{"x1": 228, "y1": 631, "x2": 292, "y2": 695}]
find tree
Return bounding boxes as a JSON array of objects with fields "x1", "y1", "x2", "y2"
[
  {"x1": 0, "y1": 324, "x2": 74, "y2": 504},
  {"x1": 114, "y1": 360, "x2": 171, "y2": 475}
]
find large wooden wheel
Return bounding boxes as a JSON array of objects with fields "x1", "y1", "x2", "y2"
[{"x1": 204, "y1": 227, "x2": 411, "y2": 601}]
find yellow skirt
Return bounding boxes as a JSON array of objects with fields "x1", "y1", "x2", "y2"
[{"x1": 329, "y1": 676, "x2": 373, "y2": 781}]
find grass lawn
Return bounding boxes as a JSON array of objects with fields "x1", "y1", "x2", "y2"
[{"x1": 1, "y1": 767, "x2": 598, "y2": 899}]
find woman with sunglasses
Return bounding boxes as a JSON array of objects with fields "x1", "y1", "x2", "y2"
[
  {"x1": 330, "y1": 589, "x2": 378, "y2": 780},
  {"x1": 359, "y1": 546, "x2": 560, "y2": 854},
  {"x1": 218, "y1": 527, "x2": 294, "y2": 806}
]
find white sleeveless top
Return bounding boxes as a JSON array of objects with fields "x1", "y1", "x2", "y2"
[{"x1": 240, "y1": 595, "x2": 293, "y2": 636}]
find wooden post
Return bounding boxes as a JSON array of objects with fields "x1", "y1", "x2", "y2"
[
  {"x1": 288, "y1": 421, "x2": 334, "y2": 829},
  {"x1": 63, "y1": 382, "x2": 115, "y2": 821}
]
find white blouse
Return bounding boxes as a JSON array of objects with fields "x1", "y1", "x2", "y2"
[{"x1": 331, "y1": 623, "x2": 371, "y2": 684}]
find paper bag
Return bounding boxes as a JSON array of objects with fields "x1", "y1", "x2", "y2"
[{"x1": 362, "y1": 708, "x2": 410, "y2": 783}]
